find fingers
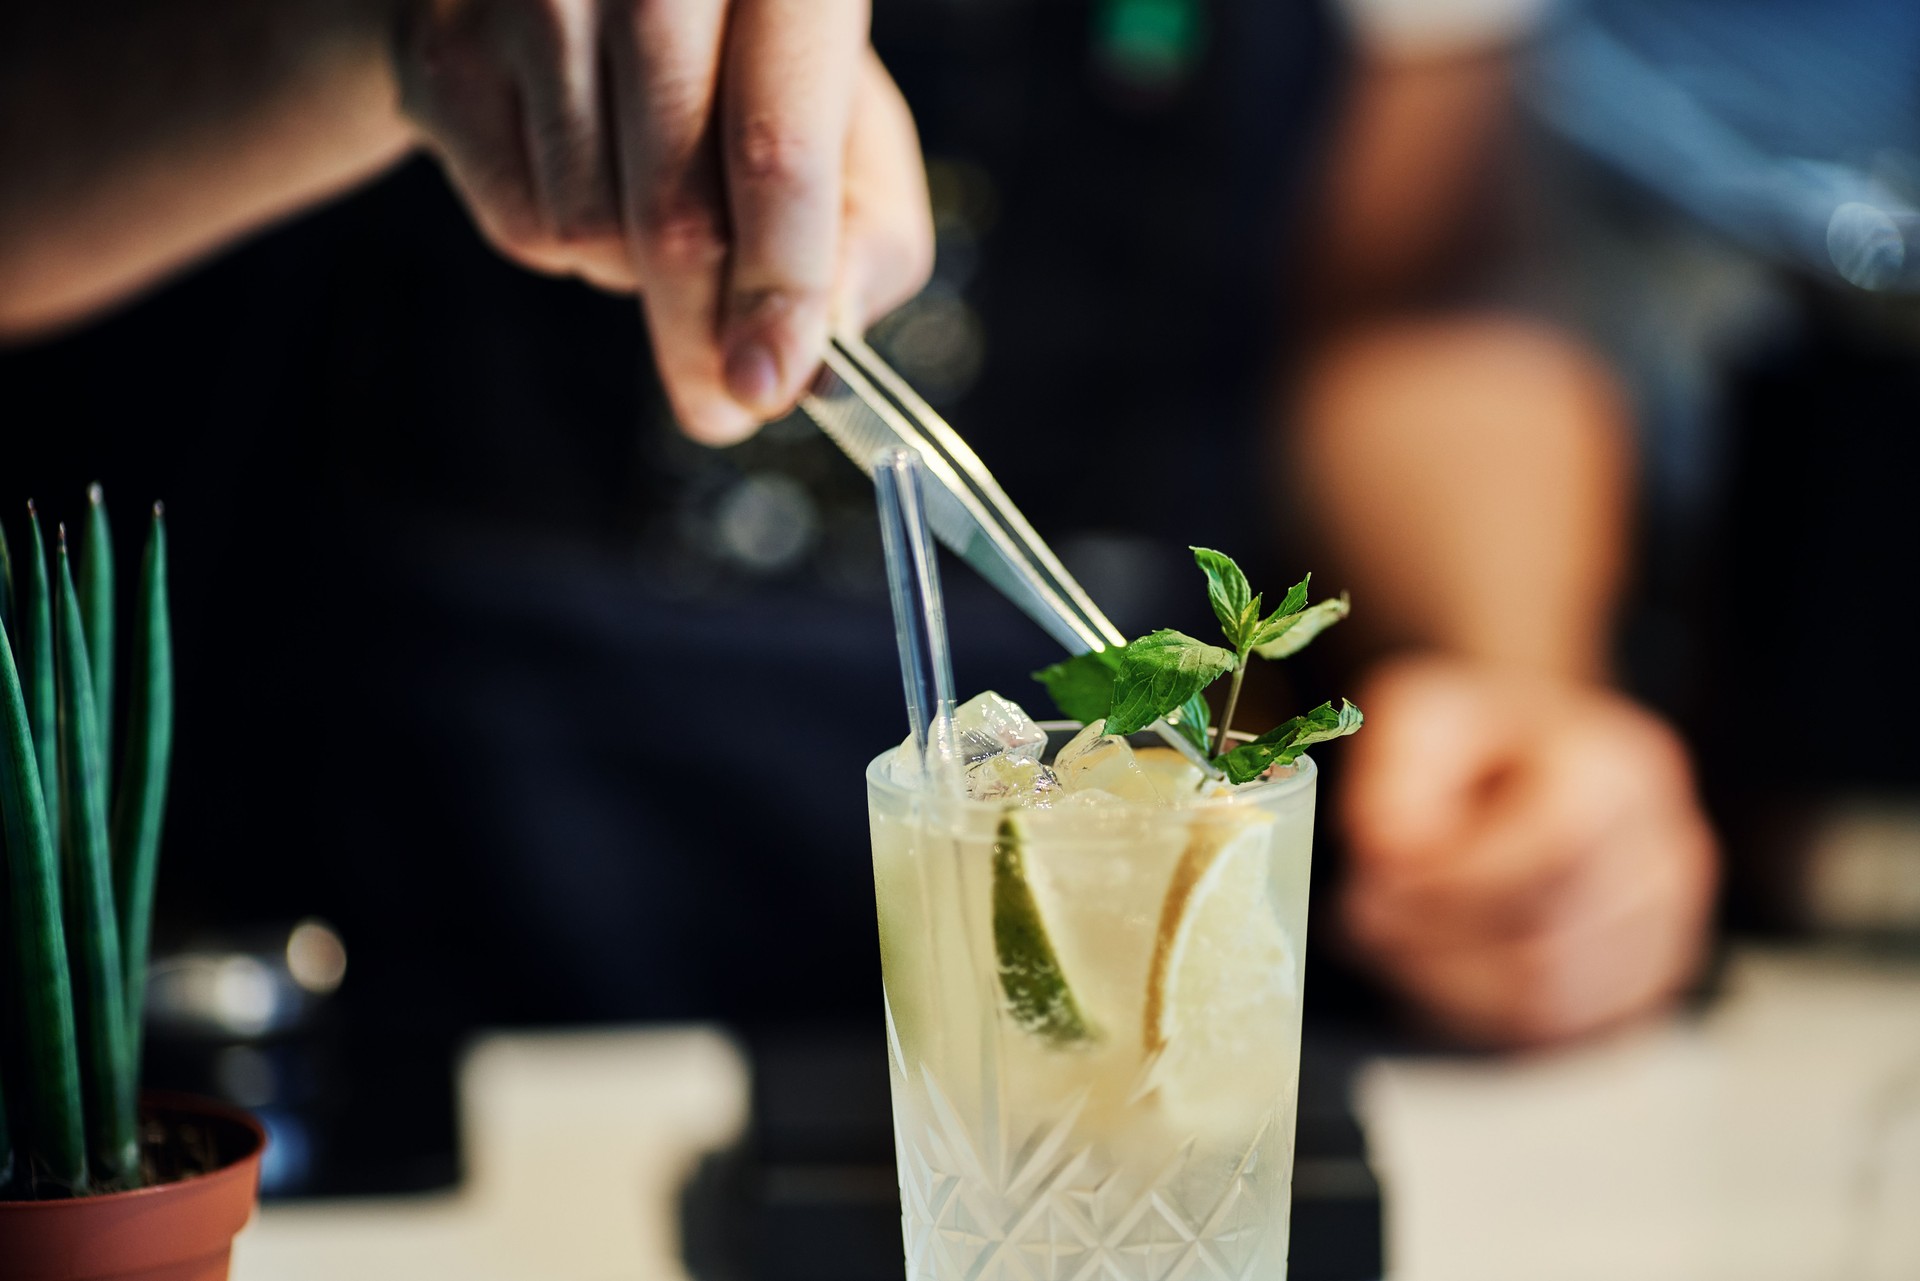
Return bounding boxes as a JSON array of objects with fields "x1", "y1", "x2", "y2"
[
  {"x1": 399, "y1": 0, "x2": 630, "y2": 287},
  {"x1": 606, "y1": 0, "x2": 751, "y2": 442},
  {"x1": 405, "y1": 0, "x2": 915, "y2": 442},
  {"x1": 835, "y1": 51, "x2": 935, "y2": 327},
  {"x1": 500, "y1": 0, "x2": 629, "y2": 284},
  {"x1": 1354, "y1": 718, "x2": 1642, "y2": 926},
  {"x1": 1348, "y1": 804, "x2": 1717, "y2": 1046},
  {"x1": 397, "y1": 3, "x2": 560, "y2": 274},
  {"x1": 719, "y1": 0, "x2": 870, "y2": 418},
  {"x1": 1334, "y1": 658, "x2": 1722, "y2": 1047},
  {"x1": 1339, "y1": 654, "x2": 1530, "y2": 863}
]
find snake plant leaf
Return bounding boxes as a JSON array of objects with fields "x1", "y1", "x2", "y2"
[
  {"x1": 55, "y1": 537, "x2": 137, "y2": 1185},
  {"x1": 80, "y1": 485, "x2": 114, "y2": 773},
  {"x1": 111, "y1": 507, "x2": 170, "y2": 1058},
  {"x1": 0, "y1": 518, "x2": 14, "y2": 637},
  {"x1": 0, "y1": 606, "x2": 86, "y2": 1193},
  {"x1": 24, "y1": 506, "x2": 58, "y2": 860}
]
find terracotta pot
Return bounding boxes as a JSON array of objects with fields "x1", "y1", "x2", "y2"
[{"x1": 0, "y1": 1093, "x2": 265, "y2": 1281}]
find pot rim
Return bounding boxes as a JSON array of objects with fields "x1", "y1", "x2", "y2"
[{"x1": 0, "y1": 1091, "x2": 265, "y2": 1210}]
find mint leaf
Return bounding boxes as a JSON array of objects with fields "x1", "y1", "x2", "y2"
[
  {"x1": 1191, "y1": 546, "x2": 1261, "y2": 650},
  {"x1": 1032, "y1": 647, "x2": 1125, "y2": 724},
  {"x1": 1247, "y1": 572, "x2": 1310, "y2": 638},
  {"x1": 1216, "y1": 699, "x2": 1364, "y2": 783},
  {"x1": 1104, "y1": 630, "x2": 1236, "y2": 736},
  {"x1": 1252, "y1": 591, "x2": 1350, "y2": 658},
  {"x1": 1169, "y1": 689, "x2": 1212, "y2": 757}
]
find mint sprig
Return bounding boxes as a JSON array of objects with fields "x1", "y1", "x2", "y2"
[
  {"x1": 1253, "y1": 592, "x2": 1350, "y2": 659},
  {"x1": 1216, "y1": 699, "x2": 1364, "y2": 784},
  {"x1": 1029, "y1": 548, "x2": 1361, "y2": 784},
  {"x1": 1104, "y1": 630, "x2": 1235, "y2": 737}
]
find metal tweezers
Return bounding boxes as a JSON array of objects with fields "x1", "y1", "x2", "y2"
[{"x1": 800, "y1": 334, "x2": 1212, "y2": 768}]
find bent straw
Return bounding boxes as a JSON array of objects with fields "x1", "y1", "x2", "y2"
[{"x1": 873, "y1": 449, "x2": 957, "y2": 778}]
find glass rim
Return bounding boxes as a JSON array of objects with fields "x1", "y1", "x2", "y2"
[{"x1": 866, "y1": 719, "x2": 1319, "y2": 811}]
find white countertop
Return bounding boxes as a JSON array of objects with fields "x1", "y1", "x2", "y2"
[
  {"x1": 232, "y1": 1028, "x2": 747, "y2": 1281},
  {"x1": 1360, "y1": 946, "x2": 1920, "y2": 1281},
  {"x1": 231, "y1": 945, "x2": 1920, "y2": 1280}
]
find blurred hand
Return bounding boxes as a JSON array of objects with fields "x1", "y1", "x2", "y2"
[
  {"x1": 394, "y1": 0, "x2": 934, "y2": 443},
  {"x1": 1338, "y1": 653, "x2": 1719, "y2": 1048}
]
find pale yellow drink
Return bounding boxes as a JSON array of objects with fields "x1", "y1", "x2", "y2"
[{"x1": 867, "y1": 713, "x2": 1318, "y2": 1281}]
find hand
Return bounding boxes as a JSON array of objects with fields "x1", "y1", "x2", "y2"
[
  {"x1": 1337, "y1": 654, "x2": 1719, "y2": 1048},
  {"x1": 393, "y1": 0, "x2": 934, "y2": 443}
]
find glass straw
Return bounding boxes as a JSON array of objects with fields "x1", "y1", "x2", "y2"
[{"x1": 873, "y1": 448, "x2": 957, "y2": 777}]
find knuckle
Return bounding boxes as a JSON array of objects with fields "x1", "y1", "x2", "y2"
[
  {"x1": 627, "y1": 0, "x2": 686, "y2": 44},
  {"x1": 550, "y1": 207, "x2": 624, "y2": 253},
  {"x1": 634, "y1": 200, "x2": 727, "y2": 273},
  {"x1": 729, "y1": 114, "x2": 826, "y2": 195}
]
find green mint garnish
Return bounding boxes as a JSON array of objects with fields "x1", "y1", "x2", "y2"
[
  {"x1": 1253, "y1": 592, "x2": 1351, "y2": 659},
  {"x1": 1031, "y1": 547, "x2": 1362, "y2": 783},
  {"x1": 1216, "y1": 699, "x2": 1365, "y2": 784},
  {"x1": 1193, "y1": 546, "x2": 1259, "y2": 649},
  {"x1": 1103, "y1": 630, "x2": 1235, "y2": 737},
  {"x1": 1170, "y1": 689, "x2": 1212, "y2": 757},
  {"x1": 1031, "y1": 646, "x2": 1125, "y2": 727}
]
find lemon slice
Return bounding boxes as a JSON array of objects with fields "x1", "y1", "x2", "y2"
[
  {"x1": 1143, "y1": 809, "x2": 1297, "y2": 1115},
  {"x1": 992, "y1": 815, "x2": 1097, "y2": 1046}
]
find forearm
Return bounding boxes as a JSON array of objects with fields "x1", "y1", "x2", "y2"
[
  {"x1": 1287, "y1": 315, "x2": 1635, "y2": 682},
  {"x1": 1286, "y1": 34, "x2": 1635, "y2": 681},
  {"x1": 0, "y1": 0, "x2": 415, "y2": 338}
]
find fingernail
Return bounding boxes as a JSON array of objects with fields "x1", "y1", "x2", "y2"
[{"x1": 724, "y1": 341, "x2": 781, "y2": 412}]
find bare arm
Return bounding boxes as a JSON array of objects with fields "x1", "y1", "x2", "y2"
[
  {"x1": 0, "y1": 1, "x2": 934, "y2": 447},
  {"x1": 0, "y1": 0, "x2": 415, "y2": 339},
  {"x1": 1294, "y1": 315, "x2": 1633, "y2": 680},
  {"x1": 1286, "y1": 46, "x2": 1718, "y2": 1048}
]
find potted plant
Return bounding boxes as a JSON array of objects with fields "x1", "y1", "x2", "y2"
[{"x1": 0, "y1": 490, "x2": 264, "y2": 1280}]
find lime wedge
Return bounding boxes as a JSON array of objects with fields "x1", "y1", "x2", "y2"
[
  {"x1": 992, "y1": 815, "x2": 1097, "y2": 1046},
  {"x1": 1144, "y1": 809, "x2": 1294, "y2": 1086}
]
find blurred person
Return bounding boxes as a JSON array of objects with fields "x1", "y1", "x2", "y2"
[{"x1": 1289, "y1": 0, "x2": 1920, "y2": 1044}]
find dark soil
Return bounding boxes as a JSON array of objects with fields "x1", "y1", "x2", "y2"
[
  {"x1": 135, "y1": 1108, "x2": 228, "y2": 1189},
  {"x1": 4, "y1": 1103, "x2": 242, "y2": 1202}
]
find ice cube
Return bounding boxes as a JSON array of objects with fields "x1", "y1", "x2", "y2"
[
  {"x1": 889, "y1": 692, "x2": 1049, "y2": 794},
  {"x1": 952, "y1": 691, "x2": 1047, "y2": 769},
  {"x1": 970, "y1": 757, "x2": 1062, "y2": 807},
  {"x1": 1052, "y1": 720, "x2": 1166, "y2": 805},
  {"x1": 1133, "y1": 746, "x2": 1206, "y2": 800},
  {"x1": 1055, "y1": 787, "x2": 1124, "y2": 808}
]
